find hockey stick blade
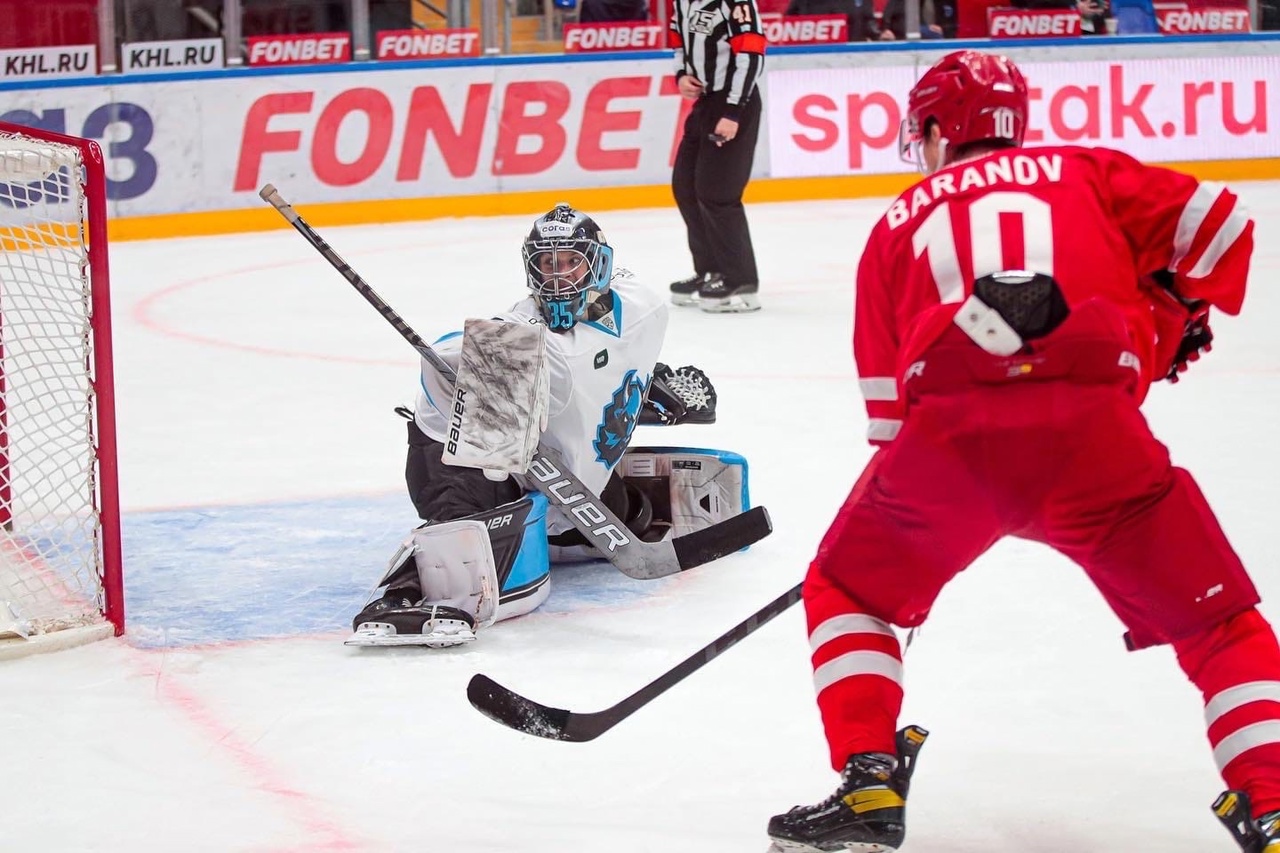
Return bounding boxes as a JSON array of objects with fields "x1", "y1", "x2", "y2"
[
  {"x1": 467, "y1": 582, "x2": 803, "y2": 742},
  {"x1": 608, "y1": 505, "x2": 772, "y2": 579},
  {"x1": 673, "y1": 505, "x2": 772, "y2": 570},
  {"x1": 467, "y1": 675, "x2": 579, "y2": 741}
]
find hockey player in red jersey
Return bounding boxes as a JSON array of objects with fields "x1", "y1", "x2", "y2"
[{"x1": 766, "y1": 49, "x2": 1280, "y2": 853}]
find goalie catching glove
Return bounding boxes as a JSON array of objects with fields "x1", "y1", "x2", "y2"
[{"x1": 640, "y1": 363, "x2": 717, "y2": 426}]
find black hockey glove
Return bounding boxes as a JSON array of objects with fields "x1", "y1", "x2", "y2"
[
  {"x1": 639, "y1": 363, "x2": 717, "y2": 425},
  {"x1": 1167, "y1": 299, "x2": 1213, "y2": 383}
]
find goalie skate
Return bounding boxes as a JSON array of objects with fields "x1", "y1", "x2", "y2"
[{"x1": 345, "y1": 603, "x2": 477, "y2": 648}]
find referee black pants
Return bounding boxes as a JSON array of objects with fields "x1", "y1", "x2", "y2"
[{"x1": 671, "y1": 90, "x2": 761, "y2": 288}]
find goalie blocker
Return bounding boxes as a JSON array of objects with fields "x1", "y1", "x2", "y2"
[
  {"x1": 440, "y1": 317, "x2": 719, "y2": 474},
  {"x1": 347, "y1": 446, "x2": 753, "y2": 648}
]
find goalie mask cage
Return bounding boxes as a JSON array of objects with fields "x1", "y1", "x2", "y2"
[{"x1": 0, "y1": 121, "x2": 123, "y2": 658}]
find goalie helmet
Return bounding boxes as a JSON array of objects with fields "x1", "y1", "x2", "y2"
[
  {"x1": 899, "y1": 50, "x2": 1028, "y2": 173},
  {"x1": 521, "y1": 204, "x2": 614, "y2": 332}
]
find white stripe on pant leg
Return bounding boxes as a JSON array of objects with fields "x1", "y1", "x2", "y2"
[
  {"x1": 859, "y1": 378, "x2": 898, "y2": 402},
  {"x1": 809, "y1": 614, "x2": 897, "y2": 653},
  {"x1": 867, "y1": 419, "x2": 902, "y2": 442},
  {"x1": 814, "y1": 650, "x2": 903, "y2": 695},
  {"x1": 1213, "y1": 720, "x2": 1280, "y2": 772},
  {"x1": 1205, "y1": 681, "x2": 1280, "y2": 727}
]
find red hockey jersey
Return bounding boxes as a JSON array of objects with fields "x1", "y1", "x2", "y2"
[{"x1": 854, "y1": 146, "x2": 1254, "y2": 446}]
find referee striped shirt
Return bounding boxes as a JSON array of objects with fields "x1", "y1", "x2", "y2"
[{"x1": 669, "y1": 0, "x2": 765, "y2": 119}]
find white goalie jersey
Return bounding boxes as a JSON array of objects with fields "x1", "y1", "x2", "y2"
[{"x1": 414, "y1": 269, "x2": 669, "y2": 533}]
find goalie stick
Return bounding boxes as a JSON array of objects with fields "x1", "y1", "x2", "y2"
[
  {"x1": 259, "y1": 183, "x2": 772, "y2": 581},
  {"x1": 467, "y1": 582, "x2": 802, "y2": 741}
]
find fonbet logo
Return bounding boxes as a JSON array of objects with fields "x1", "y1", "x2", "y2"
[
  {"x1": 1156, "y1": 6, "x2": 1249, "y2": 32},
  {"x1": 563, "y1": 24, "x2": 663, "y2": 51},
  {"x1": 988, "y1": 10, "x2": 1081, "y2": 36}
]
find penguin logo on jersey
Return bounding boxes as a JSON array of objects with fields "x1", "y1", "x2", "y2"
[{"x1": 593, "y1": 369, "x2": 645, "y2": 467}]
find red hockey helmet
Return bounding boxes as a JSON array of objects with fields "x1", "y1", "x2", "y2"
[{"x1": 899, "y1": 50, "x2": 1029, "y2": 172}]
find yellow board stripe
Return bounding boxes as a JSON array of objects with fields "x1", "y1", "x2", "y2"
[
  {"x1": 106, "y1": 157, "x2": 1280, "y2": 243},
  {"x1": 0, "y1": 223, "x2": 84, "y2": 252}
]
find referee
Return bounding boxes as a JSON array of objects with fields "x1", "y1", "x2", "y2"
[{"x1": 667, "y1": 0, "x2": 765, "y2": 313}]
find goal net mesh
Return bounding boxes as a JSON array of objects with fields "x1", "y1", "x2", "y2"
[{"x1": 0, "y1": 129, "x2": 108, "y2": 637}]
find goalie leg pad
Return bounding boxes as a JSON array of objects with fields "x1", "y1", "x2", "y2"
[
  {"x1": 351, "y1": 494, "x2": 551, "y2": 647},
  {"x1": 412, "y1": 493, "x2": 553, "y2": 628},
  {"x1": 616, "y1": 447, "x2": 750, "y2": 539},
  {"x1": 413, "y1": 519, "x2": 501, "y2": 628},
  {"x1": 473, "y1": 493, "x2": 552, "y2": 623}
]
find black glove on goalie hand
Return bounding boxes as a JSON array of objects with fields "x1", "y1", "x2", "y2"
[
  {"x1": 1167, "y1": 299, "x2": 1213, "y2": 383},
  {"x1": 639, "y1": 363, "x2": 717, "y2": 425}
]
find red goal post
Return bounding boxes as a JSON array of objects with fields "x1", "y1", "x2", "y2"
[{"x1": 0, "y1": 120, "x2": 123, "y2": 656}]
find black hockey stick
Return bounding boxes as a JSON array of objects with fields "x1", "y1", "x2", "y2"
[
  {"x1": 467, "y1": 582, "x2": 802, "y2": 741},
  {"x1": 259, "y1": 184, "x2": 772, "y2": 580}
]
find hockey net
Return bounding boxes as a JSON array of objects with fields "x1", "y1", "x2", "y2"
[{"x1": 0, "y1": 121, "x2": 123, "y2": 658}]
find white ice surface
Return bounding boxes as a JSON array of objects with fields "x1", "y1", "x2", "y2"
[{"x1": 3, "y1": 186, "x2": 1280, "y2": 852}]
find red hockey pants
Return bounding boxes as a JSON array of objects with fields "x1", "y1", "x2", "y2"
[{"x1": 806, "y1": 331, "x2": 1280, "y2": 814}]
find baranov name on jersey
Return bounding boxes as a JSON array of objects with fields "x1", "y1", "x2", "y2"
[{"x1": 887, "y1": 154, "x2": 1065, "y2": 229}]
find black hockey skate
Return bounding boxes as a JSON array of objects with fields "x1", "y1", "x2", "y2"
[
  {"x1": 1214, "y1": 790, "x2": 1280, "y2": 852},
  {"x1": 346, "y1": 596, "x2": 477, "y2": 648},
  {"x1": 767, "y1": 725, "x2": 928, "y2": 853},
  {"x1": 670, "y1": 272, "x2": 720, "y2": 307},
  {"x1": 699, "y1": 277, "x2": 760, "y2": 313}
]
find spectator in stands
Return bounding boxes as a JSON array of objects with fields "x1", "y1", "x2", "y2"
[
  {"x1": 1011, "y1": 0, "x2": 1114, "y2": 32},
  {"x1": 240, "y1": 0, "x2": 348, "y2": 36},
  {"x1": 1078, "y1": 0, "x2": 1115, "y2": 32},
  {"x1": 934, "y1": 0, "x2": 957, "y2": 35},
  {"x1": 881, "y1": 0, "x2": 951, "y2": 37},
  {"x1": 784, "y1": 0, "x2": 894, "y2": 40},
  {"x1": 184, "y1": 1, "x2": 224, "y2": 37},
  {"x1": 578, "y1": 0, "x2": 650, "y2": 21},
  {"x1": 117, "y1": 0, "x2": 194, "y2": 41},
  {"x1": 371, "y1": 0, "x2": 413, "y2": 30}
]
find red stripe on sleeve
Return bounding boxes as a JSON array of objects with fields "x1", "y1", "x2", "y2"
[{"x1": 729, "y1": 32, "x2": 766, "y2": 53}]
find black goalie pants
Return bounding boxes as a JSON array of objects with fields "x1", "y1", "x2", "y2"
[
  {"x1": 404, "y1": 421, "x2": 632, "y2": 536},
  {"x1": 405, "y1": 422, "x2": 522, "y2": 523}
]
